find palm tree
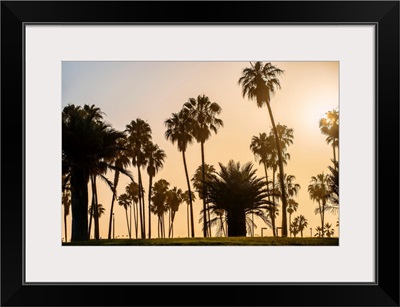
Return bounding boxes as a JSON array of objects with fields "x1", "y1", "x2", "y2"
[
  {"x1": 167, "y1": 187, "x2": 183, "y2": 238},
  {"x1": 287, "y1": 199, "x2": 299, "y2": 236},
  {"x1": 328, "y1": 160, "x2": 339, "y2": 207},
  {"x1": 324, "y1": 222, "x2": 335, "y2": 238},
  {"x1": 289, "y1": 220, "x2": 299, "y2": 237},
  {"x1": 191, "y1": 163, "x2": 217, "y2": 236},
  {"x1": 150, "y1": 179, "x2": 170, "y2": 238},
  {"x1": 107, "y1": 137, "x2": 131, "y2": 239},
  {"x1": 308, "y1": 173, "x2": 330, "y2": 237},
  {"x1": 204, "y1": 160, "x2": 274, "y2": 237},
  {"x1": 125, "y1": 118, "x2": 152, "y2": 239},
  {"x1": 319, "y1": 109, "x2": 339, "y2": 168},
  {"x1": 125, "y1": 181, "x2": 139, "y2": 238},
  {"x1": 238, "y1": 62, "x2": 289, "y2": 236},
  {"x1": 88, "y1": 203, "x2": 106, "y2": 219},
  {"x1": 293, "y1": 215, "x2": 308, "y2": 237},
  {"x1": 144, "y1": 141, "x2": 166, "y2": 239},
  {"x1": 117, "y1": 193, "x2": 132, "y2": 238},
  {"x1": 181, "y1": 190, "x2": 196, "y2": 237},
  {"x1": 184, "y1": 95, "x2": 223, "y2": 237},
  {"x1": 164, "y1": 109, "x2": 196, "y2": 237},
  {"x1": 62, "y1": 104, "x2": 129, "y2": 241}
]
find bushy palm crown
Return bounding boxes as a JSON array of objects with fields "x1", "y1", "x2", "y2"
[
  {"x1": 151, "y1": 179, "x2": 170, "y2": 217},
  {"x1": 144, "y1": 142, "x2": 166, "y2": 178},
  {"x1": 250, "y1": 133, "x2": 275, "y2": 168},
  {"x1": 164, "y1": 109, "x2": 194, "y2": 152},
  {"x1": 319, "y1": 109, "x2": 339, "y2": 147},
  {"x1": 191, "y1": 164, "x2": 217, "y2": 199},
  {"x1": 125, "y1": 118, "x2": 152, "y2": 166},
  {"x1": 238, "y1": 61, "x2": 284, "y2": 107},
  {"x1": 204, "y1": 160, "x2": 272, "y2": 213},
  {"x1": 183, "y1": 94, "x2": 223, "y2": 143},
  {"x1": 308, "y1": 173, "x2": 330, "y2": 205}
]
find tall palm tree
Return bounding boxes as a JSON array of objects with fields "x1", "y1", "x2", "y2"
[
  {"x1": 181, "y1": 190, "x2": 196, "y2": 237},
  {"x1": 308, "y1": 173, "x2": 330, "y2": 237},
  {"x1": 117, "y1": 193, "x2": 132, "y2": 238},
  {"x1": 293, "y1": 215, "x2": 308, "y2": 237},
  {"x1": 319, "y1": 109, "x2": 339, "y2": 168},
  {"x1": 191, "y1": 163, "x2": 217, "y2": 236},
  {"x1": 167, "y1": 187, "x2": 183, "y2": 238},
  {"x1": 328, "y1": 159, "x2": 339, "y2": 207},
  {"x1": 62, "y1": 104, "x2": 128, "y2": 241},
  {"x1": 125, "y1": 118, "x2": 152, "y2": 239},
  {"x1": 238, "y1": 62, "x2": 289, "y2": 236},
  {"x1": 144, "y1": 141, "x2": 166, "y2": 239},
  {"x1": 184, "y1": 95, "x2": 223, "y2": 237},
  {"x1": 204, "y1": 160, "x2": 274, "y2": 237},
  {"x1": 164, "y1": 109, "x2": 196, "y2": 237},
  {"x1": 150, "y1": 179, "x2": 170, "y2": 238},
  {"x1": 107, "y1": 137, "x2": 131, "y2": 239}
]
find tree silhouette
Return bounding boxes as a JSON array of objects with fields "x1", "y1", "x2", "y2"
[
  {"x1": 164, "y1": 109, "x2": 196, "y2": 237},
  {"x1": 126, "y1": 118, "x2": 152, "y2": 239},
  {"x1": 308, "y1": 173, "x2": 330, "y2": 237},
  {"x1": 144, "y1": 141, "x2": 166, "y2": 239},
  {"x1": 238, "y1": 62, "x2": 289, "y2": 236},
  {"x1": 319, "y1": 109, "x2": 339, "y2": 169},
  {"x1": 117, "y1": 193, "x2": 132, "y2": 238},
  {"x1": 184, "y1": 95, "x2": 223, "y2": 237},
  {"x1": 150, "y1": 179, "x2": 170, "y2": 238},
  {"x1": 204, "y1": 160, "x2": 273, "y2": 237}
]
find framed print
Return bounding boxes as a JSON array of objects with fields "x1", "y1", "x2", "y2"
[{"x1": 1, "y1": 1, "x2": 399, "y2": 306}]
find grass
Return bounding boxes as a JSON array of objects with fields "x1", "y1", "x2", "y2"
[{"x1": 63, "y1": 236, "x2": 339, "y2": 246}]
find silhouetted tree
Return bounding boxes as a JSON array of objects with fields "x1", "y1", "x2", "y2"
[
  {"x1": 238, "y1": 62, "x2": 289, "y2": 236},
  {"x1": 184, "y1": 95, "x2": 223, "y2": 237}
]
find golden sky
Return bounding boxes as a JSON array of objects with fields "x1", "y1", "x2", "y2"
[{"x1": 62, "y1": 61, "x2": 339, "y2": 240}]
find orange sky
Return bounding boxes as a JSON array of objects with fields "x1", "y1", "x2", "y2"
[{"x1": 62, "y1": 61, "x2": 339, "y2": 240}]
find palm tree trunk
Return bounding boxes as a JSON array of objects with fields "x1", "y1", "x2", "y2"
[
  {"x1": 148, "y1": 175, "x2": 153, "y2": 239},
  {"x1": 266, "y1": 102, "x2": 288, "y2": 237},
  {"x1": 169, "y1": 211, "x2": 176, "y2": 238},
  {"x1": 93, "y1": 176, "x2": 100, "y2": 240},
  {"x1": 322, "y1": 199, "x2": 326, "y2": 237},
  {"x1": 182, "y1": 151, "x2": 195, "y2": 237},
  {"x1": 88, "y1": 175, "x2": 95, "y2": 238},
  {"x1": 271, "y1": 169, "x2": 276, "y2": 237},
  {"x1": 64, "y1": 211, "x2": 68, "y2": 242},
  {"x1": 289, "y1": 213, "x2": 292, "y2": 237},
  {"x1": 201, "y1": 141, "x2": 207, "y2": 237},
  {"x1": 108, "y1": 170, "x2": 120, "y2": 239},
  {"x1": 137, "y1": 167, "x2": 144, "y2": 238},
  {"x1": 138, "y1": 168, "x2": 146, "y2": 239},
  {"x1": 70, "y1": 168, "x2": 89, "y2": 242},
  {"x1": 125, "y1": 208, "x2": 131, "y2": 238},
  {"x1": 187, "y1": 203, "x2": 190, "y2": 237}
]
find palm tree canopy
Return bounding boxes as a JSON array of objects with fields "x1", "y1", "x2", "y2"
[
  {"x1": 191, "y1": 163, "x2": 217, "y2": 199},
  {"x1": 117, "y1": 193, "x2": 131, "y2": 210},
  {"x1": 319, "y1": 109, "x2": 339, "y2": 146},
  {"x1": 167, "y1": 187, "x2": 183, "y2": 213},
  {"x1": 125, "y1": 118, "x2": 152, "y2": 166},
  {"x1": 144, "y1": 142, "x2": 166, "y2": 177},
  {"x1": 88, "y1": 203, "x2": 106, "y2": 218},
  {"x1": 250, "y1": 133, "x2": 275, "y2": 167},
  {"x1": 164, "y1": 109, "x2": 194, "y2": 152},
  {"x1": 308, "y1": 173, "x2": 330, "y2": 203},
  {"x1": 151, "y1": 179, "x2": 170, "y2": 217},
  {"x1": 183, "y1": 94, "x2": 223, "y2": 144},
  {"x1": 204, "y1": 160, "x2": 273, "y2": 213},
  {"x1": 238, "y1": 62, "x2": 284, "y2": 107}
]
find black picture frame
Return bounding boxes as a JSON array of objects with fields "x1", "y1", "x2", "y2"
[{"x1": 1, "y1": 1, "x2": 399, "y2": 306}]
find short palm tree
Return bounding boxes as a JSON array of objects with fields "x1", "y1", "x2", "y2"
[
  {"x1": 308, "y1": 173, "x2": 330, "y2": 237},
  {"x1": 287, "y1": 199, "x2": 299, "y2": 236},
  {"x1": 181, "y1": 190, "x2": 196, "y2": 237},
  {"x1": 164, "y1": 109, "x2": 196, "y2": 237},
  {"x1": 144, "y1": 141, "x2": 166, "y2": 239},
  {"x1": 204, "y1": 160, "x2": 273, "y2": 237},
  {"x1": 125, "y1": 181, "x2": 139, "y2": 238},
  {"x1": 167, "y1": 187, "x2": 183, "y2": 238},
  {"x1": 238, "y1": 62, "x2": 289, "y2": 236},
  {"x1": 184, "y1": 95, "x2": 223, "y2": 237},
  {"x1": 191, "y1": 163, "x2": 217, "y2": 236},
  {"x1": 150, "y1": 179, "x2": 170, "y2": 238},
  {"x1": 117, "y1": 193, "x2": 132, "y2": 238},
  {"x1": 293, "y1": 215, "x2": 308, "y2": 237}
]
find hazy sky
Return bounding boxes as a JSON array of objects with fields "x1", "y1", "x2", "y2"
[{"x1": 62, "y1": 61, "x2": 339, "y2": 240}]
